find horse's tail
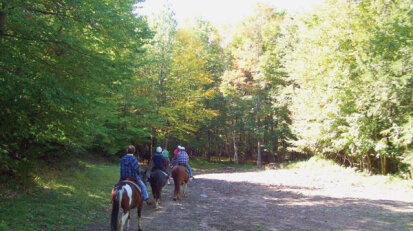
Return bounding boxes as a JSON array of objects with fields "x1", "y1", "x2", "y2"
[
  {"x1": 111, "y1": 187, "x2": 123, "y2": 231},
  {"x1": 173, "y1": 171, "x2": 180, "y2": 200}
]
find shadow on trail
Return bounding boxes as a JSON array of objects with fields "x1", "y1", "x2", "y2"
[
  {"x1": 85, "y1": 173, "x2": 413, "y2": 231},
  {"x1": 184, "y1": 178, "x2": 413, "y2": 231}
]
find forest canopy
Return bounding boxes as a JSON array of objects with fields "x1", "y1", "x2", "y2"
[{"x1": 0, "y1": 0, "x2": 412, "y2": 182}]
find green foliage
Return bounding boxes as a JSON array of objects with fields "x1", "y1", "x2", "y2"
[
  {"x1": 0, "y1": 162, "x2": 119, "y2": 231},
  {"x1": 141, "y1": 13, "x2": 225, "y2": 151},
  {"x1": 1, "y1": 0, "x2": 411, "y2": 185},
  {"x1": 0, "y1": 0, "x2": 152, "y2": 179},
  {"x1": 220, "y1": 4, "x2": 294, "y2": 163},
  {"x1": 284, "y1": 0, "x2": 412, "y2": 174}
]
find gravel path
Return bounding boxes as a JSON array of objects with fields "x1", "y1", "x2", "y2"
[{"x1": 87, "y1": 168, "x2": 413, "y2": 231}]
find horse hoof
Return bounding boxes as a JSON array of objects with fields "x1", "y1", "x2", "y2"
[{"x1": 173, "y1": 197, "x2": 177, "y2": 201}]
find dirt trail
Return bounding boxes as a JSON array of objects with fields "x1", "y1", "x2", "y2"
[{"x1": 87, "y1": 168, "x2": 413, "y2": 231}]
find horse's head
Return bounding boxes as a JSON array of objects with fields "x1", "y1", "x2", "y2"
[{"x1": 140, "y1": 168, "x2": 150, "y2": 185}]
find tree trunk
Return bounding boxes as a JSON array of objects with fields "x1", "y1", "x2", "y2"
[
  {"x1": 381, "y1": 155, "x2": 387, "y2": 175},
  {"x1": 256, "y1": 15, "x2": 262, "y2": 169},
  {"x1": 366, "y1": 152, "x2": 372, "y2": 175},
  {"x1": 0, "y1": 4, "x2": 7, "y2": 47},
  {"x1": 207, "y1": 128, "x2": 211, "y2": 161},
  {"x1": 164, "y1": 138, "x2": 168, "y2": 150},
  {"x1": 257, "y1": 119, "x2": 262, "y2": 168},
  {"x1": 226, "y1": 103, "x2": 238, "y2": 164},
  {"x1": 150, "y1": 135, "x2": 153, "y2": 157},
  {"x1": 231, "y1": 127, "x2": 238, "y2": 164}
]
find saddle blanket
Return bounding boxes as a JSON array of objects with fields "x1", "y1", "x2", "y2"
[{"x1": 121, "y1": 180, "x2": 141, "y2": 193}]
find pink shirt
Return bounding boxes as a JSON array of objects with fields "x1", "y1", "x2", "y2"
[{"x1": 173, "y1": 149, "x2": 180, "y2": 158}]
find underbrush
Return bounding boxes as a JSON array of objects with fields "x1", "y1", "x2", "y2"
[
  {"x1": 285, "y1": 156, "x2": 413, "y2": 190},
  {"x1": 0, "y1": 161, "x2": 118, "y2": 231}
]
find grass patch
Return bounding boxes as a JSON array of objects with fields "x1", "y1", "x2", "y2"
[
  {"x1": 190, "y1": 158, "x2": 256, "y2": 171},
  {"x1": 0, "y1": 161, "x2": 119, "y2": 231},
  {"x1": 285, "y1": 156, "x2": 413, "y2": 189}
]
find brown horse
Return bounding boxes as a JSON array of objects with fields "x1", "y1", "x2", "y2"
[
  {"x1": 143, "y1": 169, "x2": 168, "y2": 209},
  {"x1": 171, "y1": 165, "x2": 189, "y2": 200},
  {"x1": 164, "y1": 157, "x2": 170, "y2": 169},
  {"x1": 141, "y1": 157, "x2": 170, "y2": 209},
  {"x1": 110, "y1": 179, "x2": 144, "y2": 231}
]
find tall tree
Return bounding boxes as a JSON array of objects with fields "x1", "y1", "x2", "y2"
[
  {"x1": 141, "y1": 1, "x2": 178, "y2": 148},
  {"x1": 0, "y1": 0, "x2": 151, "y2": 178},
  {"x1": 220, "y1": 3, "x2": 289, "y2": 164},
  {"x1": 285, "y1": 0, "x2": 412, "y2": 173}
]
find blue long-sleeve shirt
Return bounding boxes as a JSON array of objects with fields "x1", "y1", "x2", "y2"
[
  {"x1": 151, "y1": 152, "x2": 167, "y2": 172},
  {"x1": 120, "y1": 154, "x2": 140, "y2": 181},
  {"x1": 177, "y1": 150, "x2": 189, "y2": 164}
]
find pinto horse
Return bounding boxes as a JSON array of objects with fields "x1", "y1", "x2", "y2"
[
  {"x1": 143, "y1": 169, "x2": 168, "y2": 209},
  {"x1": 171, "y1": 164, "x2": 189, "y2": 200},
  {"x1": 111, "y1": 179, "x2": 144, "y2": 231}
]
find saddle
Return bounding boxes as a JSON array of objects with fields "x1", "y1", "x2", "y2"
[
  {"x1": 151, "y1": 169, "x2": 169, "y2": 177},
  {"x1": 178, "y1": 163, "x2": 189, "y2": 174},
  {"x1": 121, "y1": 179, "x2": 142, "y2": 193},
  {"x1": 111, "y1": 177, "x2": 142, "y2": 201}
]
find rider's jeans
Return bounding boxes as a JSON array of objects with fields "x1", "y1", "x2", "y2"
[
  {"x1": 137, "y1": 177, "x2": 149, "y2": 200},
  {"x1": 186, "y1": 163, "x2": 193, "y2": 177}
]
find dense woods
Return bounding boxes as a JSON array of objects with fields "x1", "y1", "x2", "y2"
[{"x1": 1, "y1": 0, "x2": 412, "y2": 183}]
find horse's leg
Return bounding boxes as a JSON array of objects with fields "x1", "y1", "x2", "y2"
[
  {"x1": 154, "y1": 192, "x2": 158, "y2": 209},
  {"x1": 182, "y1": 182, "x2": 187, "y2": 198},
  {"x1": 137, "y1": 201, "x2": 143, "y2": 231},
  {"x1": 120, "y1": 211, "x2": 129, "y2": 231},
  {"x1": 157, "y1": 187, "x2": 162, "y2": 208},
  {"x1": 173, "y1": 179, "x2": 179, "y2": 200},
  {"x1": 155, "y1": 189, "x2": 160, "y2": 209},
  {"x1": 177, "y1": 180, "x2": 181, "y2": 200},
  {"x1": 125, "y1": 213, "x2": 130, "y2": 231},
  {"x1": 157, "y1": 190, "x2": 161, "y2": 207}
]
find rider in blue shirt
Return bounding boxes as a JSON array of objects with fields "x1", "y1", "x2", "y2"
[
  {"x1": 177, "y1": 146, "x2": 194, "y2": 181},
  {"x1": 120, "y1": 145, "x2": 152, "y2": 205},
  {"x1": 151, "y1": 147, "x2": 169, "y2": 175}
]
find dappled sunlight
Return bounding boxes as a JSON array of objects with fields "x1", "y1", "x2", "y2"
[
  {"x1": 132, "y1": 171, "x2": 413, "y2": 231},
  {"x1": 278, "y1": 200, "x2": 334, "y2": 207},
  {"x1": 39, "y1": 182, "x2": 75, "y2": 197},
  {"x1": 87, "y1": 192, "x2": 103, "y2": 199},
  {"x1": 51, "y1": 183, "x2": 75, "y2": 191},
  {"x1": 196, "y1": 169, "x2": 413, "y2": 203},
  {"x1": 2, "y1": 0, "x2": 412, "y2": 230},
  {"x1": 376, "y1": 203, "x2": 413, "y2": 213}
]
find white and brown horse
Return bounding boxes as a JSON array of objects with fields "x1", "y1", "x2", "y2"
[{"x1": 110, "y1": 179, "x2": 144, "y2": 231}]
